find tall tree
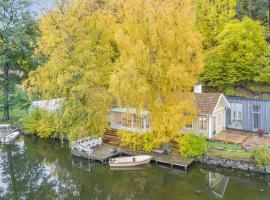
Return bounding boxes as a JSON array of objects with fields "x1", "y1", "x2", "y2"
[
  {"x1": 195, "y1": 0, "x2": 237, "y2": 49},
  {"x1": 0, "y1": 0, "x2": 38, "y2": 121},
  {"x1": 109, "y1": 0, "x2": 202, "y2": 141},
  {"x1": 236, "y1": 0, "x2": 268, "y2": 26},
  {"x1": 24, "y1": 0, "x2": 116, "y2": 140},
  {"x1": 200, "y1": 18, "x2": 270, "y2": 91}
]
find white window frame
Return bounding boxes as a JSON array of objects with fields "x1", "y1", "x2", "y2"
[{"x1": 198, "y1": 116, "x2": 208, "y2": 131}]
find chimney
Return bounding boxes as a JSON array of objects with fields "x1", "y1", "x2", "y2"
[{"x1": 194, "y1": 84, "x2": 202, "y2": 93}]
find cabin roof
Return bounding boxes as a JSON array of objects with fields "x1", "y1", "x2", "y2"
[{"x1": 195, "y1": 93, "x2": 223, "y2": 115}]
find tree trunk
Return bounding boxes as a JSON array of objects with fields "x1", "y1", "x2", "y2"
[
  {"x1": 3, "y1": 64, "x2": 10, "y2": 121},
  {"x1": 269, "y1": 0, "x2": 270, "y2": 31}
]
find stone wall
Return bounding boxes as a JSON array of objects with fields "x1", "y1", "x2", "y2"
[{"x1": 196, "y1": 155, "x2": 270, "y2": 174}]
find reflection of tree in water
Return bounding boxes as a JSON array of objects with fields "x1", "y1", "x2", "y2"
[
  {"x1": 1, "y1": 138, "x2": 270, "y2": 200},
  {"x1": 0, "y1": 138, "x2": 79, "y2": 200}
]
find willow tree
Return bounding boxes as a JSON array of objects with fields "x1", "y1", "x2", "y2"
[
  {"x1": 24, "y1": 0, "x2": 116, "y2": 140},
  {"x1": 109, "y1": 0, "x2": 203, "y2": 142},
  {"x1": 195, "y1": 0, "x2": 237, "y2": 49}
]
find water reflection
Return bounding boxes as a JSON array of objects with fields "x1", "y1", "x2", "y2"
[
  {"x1": 0, "y1": 137, "x2": 270, "y2": 200},
  {"x1": 208, "y1": 172, "x2": 230, "y2": 198}
]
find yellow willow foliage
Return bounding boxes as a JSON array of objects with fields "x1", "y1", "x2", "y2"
[
  {"x1": 195, "y1": 0, "x2": 237, "y2": 49},
  {"x1": 23, "y1": 0, "x2": 116, "y2": 140},
  {"x1": 109, "y1": 0, "x2": 203, "y2": 142}
]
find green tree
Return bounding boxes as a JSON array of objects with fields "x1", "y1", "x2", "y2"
[
  {"x1": 195, "y1": 0, "x2": 237, "y2": 49},
  {"x1": 236, "y1": 0, "x2": 269, "y2": 26},
  {"x1": 0, "y1": 0, "x2": 39, "y2": 121},
  {"x1": 200, "y1": 18, "x2": 270, "y2": 91}
]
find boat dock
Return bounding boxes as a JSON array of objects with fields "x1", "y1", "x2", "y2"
[
  {"x1": 72, "y1": 143, "x2": 121, "y2": 164},
  {"x1": 71, "y1": 134, "x2": 194, "y2": 172},
  {"x1": 119, "y1": 148, "x2": 195, "y2": 172}
]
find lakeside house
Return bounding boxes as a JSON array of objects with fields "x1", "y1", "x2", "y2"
[
  {"x1": 29, "y1": 98, "x2": 65, "y2": 112},
  {"x1": 226, "y1": 97, "x2": 270, "y2": 134},
  {"x1": 109, "y1": 86, "x2": 231, "y2": 139}
]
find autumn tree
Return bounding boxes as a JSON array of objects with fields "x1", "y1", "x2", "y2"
[
  {"x1": 200, "y1": 18, "x2": 270, "y2": 91},
  {"x1": 109, "y1": 0, "x2": 203, "y2": 142},
  {"x1": 0, "y1": 0, "x2": 39, "y2": 121},
  {"x1": 195, "y1": 0, "x2": 237, "y2": 49},
  {"x1": 24, "y1": 0, "x2": 116, "y2": 140}
]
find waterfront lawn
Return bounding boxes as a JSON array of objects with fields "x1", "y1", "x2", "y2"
[
  {"x1": 0, "y1": 108, "x2": 27, "y2": 126},
  {"x1": 207, "y1": 148, "x2": 252, "y2": 161},
  {"x1": 207, "y1": 141, "x2": 252, "y2": 161}
]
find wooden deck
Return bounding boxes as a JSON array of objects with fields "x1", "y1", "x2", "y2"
[
  {"x1": 211, "y1": 129, "x2": 270, "y2": 151},
  {"x1": 211, "y1": 130, "x2": 252, "y2": 144}
]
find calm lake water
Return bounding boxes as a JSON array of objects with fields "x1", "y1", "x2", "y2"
[{"x1": 0, "y1": 137, "x2": 270, "y2": 200}]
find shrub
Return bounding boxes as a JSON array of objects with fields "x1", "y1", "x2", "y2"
[
  {"x1": 23, "y1": 109, "x2": 66, "y2": 139},
  {"x1": 119, "y1": 131, "x2": 161, "y2": 152},
  {"x1": 178, "y1": 134, "x2": 207, "y2": 157},
  {"x1": 251, "y1": 147, "x2": 270, "y2": 166}
]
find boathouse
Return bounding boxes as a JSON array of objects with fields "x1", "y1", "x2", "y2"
[{"x1": 226, "y1": 97, "x2": 270, "y2": 134}]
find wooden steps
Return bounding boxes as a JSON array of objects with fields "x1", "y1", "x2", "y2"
[
  {"x1": 103, "y1": 129, "x2": 180, "y2": 154},
  {"x1": 102, "y1": 129, "x2": 121, "y2": 146}
]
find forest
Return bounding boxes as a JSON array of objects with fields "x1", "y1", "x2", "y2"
[{"x1": 0, "y1": 0, "x2": 270, "y2": 140}]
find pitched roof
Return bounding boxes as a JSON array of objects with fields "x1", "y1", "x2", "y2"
[{"x1": 195, "y1": 93, "x2": 222, "y2": 115}]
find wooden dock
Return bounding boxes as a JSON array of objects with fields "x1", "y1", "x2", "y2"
[
  {"x1": 71, "y1": 130, "x2": 195, "y2": 171},
  {"x1": 72, "y1": 143, "x2": 121, "y2": 164},
  {"x1": 118, "y1": 147, "x2": 194, "y2": 172}
]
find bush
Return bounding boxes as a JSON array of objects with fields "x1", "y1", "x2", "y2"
[
  {"x1": 251, "y1": 147, "x2": 270, "y2": 166},
  {"x1": 119, "y1": 131, "x2": 161, "y2": 152},
  {"x1": 23, "y1": 109, "x2": 66, "y2": 139},
  {"x1": 178, "y1": 134, "x2": 207, "y2": 157}
]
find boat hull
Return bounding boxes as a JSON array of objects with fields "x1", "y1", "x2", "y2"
[
  {"x1": 0, "y1": 131, "x2": 20, "y2": 144},
  {"x1": 109, "y1": 155, "x2": 153, "y2": 167}
]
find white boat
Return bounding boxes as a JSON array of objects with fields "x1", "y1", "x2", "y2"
[
  {"x1": 0, "y1": 131, "x2": 20, "y2": 144},
  {"x1": 0, "y1": 124, "x2": 20, "y2": 144},
  {"x1": 109, "y1": 155, "x2": 153, "y2": 167}
]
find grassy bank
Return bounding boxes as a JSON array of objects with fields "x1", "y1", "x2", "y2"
[
  {"x1": 0, "y1": 108, "x2": 27, "y2": 126},
  {"x1": 207, "y1": 141, "x2": 270, "y2": 167}
]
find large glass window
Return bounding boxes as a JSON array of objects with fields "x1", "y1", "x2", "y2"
[
  {"x1": 253, "y1": 105, "x2": 260, "y2": 130},
  {"x1": 198, "y1": 116, "x2": 207, "y2": 131},
  {"x1": 110, "y1": 111, "x2": 149, "y2": 132},
  {"x1": 133, "y1": 115, "x2": 144, "y2": 129}
]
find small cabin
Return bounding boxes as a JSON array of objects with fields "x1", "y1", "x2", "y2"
[
  {"x1": 226, "y1": 97, "x2": 270, "y2": 134},
  {"x1": 182, "y1": 93, "x2": 230, "y2": 138},
  {"x1": 109, "y1": 92, "x2": 230, "y2": 139}
]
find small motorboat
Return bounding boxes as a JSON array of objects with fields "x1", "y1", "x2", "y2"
[
  {"x1": 109, "y1": 155, "x2": 153, "y2": 167},
  {"x1": 0, "y1": 131, "x2": 20, "y2": 144}
]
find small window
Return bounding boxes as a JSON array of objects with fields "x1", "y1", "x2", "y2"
[
  {"x1": 253, "y1": 105, "x2": 260, "y2": 130},
  {"x1": 227, "y1": 109, "x2": 231, "y2": 125},
  {"x1": 185, "y1": 123, "x2": 193, "y2": 129},
  {"x1": 198, "y1": 116, "x2": 207, "y2": 131}
]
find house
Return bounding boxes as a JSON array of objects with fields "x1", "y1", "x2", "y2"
[
  {"x1": 29, "y1": 98, "x2": 65, "y2": 112},
  {"x1": 109, "y1": 86, "x2": 230, "y2": 139},
  {"x1": 226, "y1": 97, "x2": 270, "y2": 134},
  {"x1": 182, "y1": 92, "x2": 230, "y2": 138}
]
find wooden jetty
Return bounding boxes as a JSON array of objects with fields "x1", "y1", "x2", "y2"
[{"x1": 71, "y1": 129, "x2": 195, "y2": 171}]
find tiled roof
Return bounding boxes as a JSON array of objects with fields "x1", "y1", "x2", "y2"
[{"x1": 195, "y1": 93, "x2": 222, "y2": 115}]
